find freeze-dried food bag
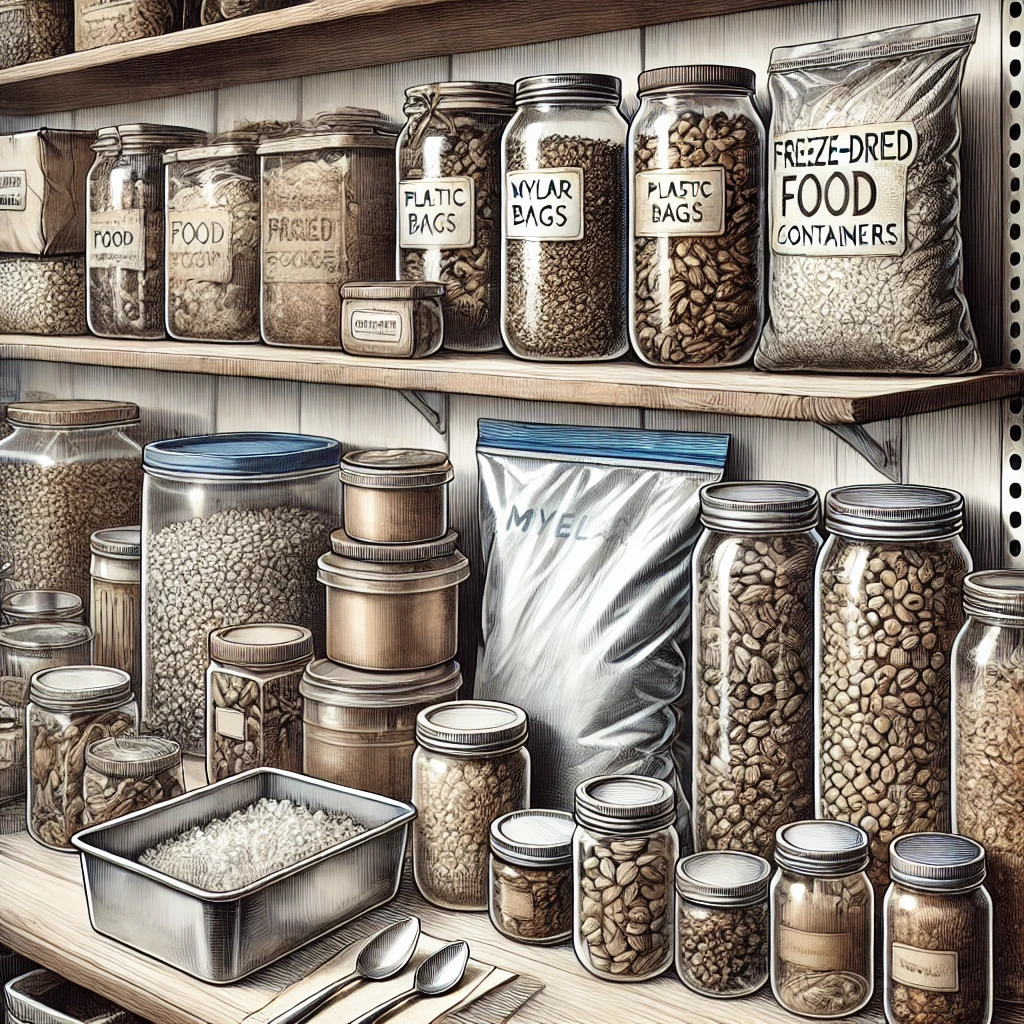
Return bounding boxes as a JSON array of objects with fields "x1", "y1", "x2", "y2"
[
  {"x1": 475, "y1": 420, "x2": 730, "y2": 831},
  {"x1": 755, "y1": 15, "x2": 981, "y2": 375}
]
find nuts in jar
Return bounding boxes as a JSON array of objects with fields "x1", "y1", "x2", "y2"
[
  {"x1": 82, "y1": 735, "x2": 183, "y2": 827},
  {"x1": 340, "y1": 281, "x2": 444, "y2": 358}
]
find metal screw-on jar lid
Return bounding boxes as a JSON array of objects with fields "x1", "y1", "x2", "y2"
[
  {"x1": 775, "y1": 821, "x2": 870, "y2": 877},
  {"x1": 638, "y1": 65, "x2": 756, "y2": 95},
  {"x1": 301, "y1": 658, "x2": 462, "y2": 708},
  {"x1": 329, "y1": 528, "x2": 458, "y2": 563},
  {"x1": 963, "y1": 570, "x2": 1024, "y2": 621},
  {"x1": 339, "y1": 448, "x2": 454, "y2": 490},
  {"x1": 29, "y1": 666, "x2": 132, "y2": 712},
  {"x1": 85, "y1": 735, "x2": 181, "y2": 779},
  {"x1": 90, "y1": 527, "x2": 142, "y2": 559},
  {"x1": 318, "y1": 548, "x2": 469, "y2": 594},
  {"x1": 824, "y1": 485, "x2": 964, "y2": 541},
  {"x1": 209, "y1": 624, "x2": 313, "y2": 668},
  {"x1": 574, "y1": 775, "x2": 676, "y2": 836},
  {"x1": 2, "y1": 590, "x2": 84, "y2": 624},
  {"x1": 490, "y1": 810, "x2": 575, "y2": 867},
  {"x1": 404, "y1": 81, "x2": 516, "y2": 115},
  {"x1": 416, "y1": 700, "x2": 528, "y2": 755},
  {"x1": 889, "y1": 833, "x2": 986, "y2": 892},
  {"x1": 0, "y1": 622, "x2": 92, "y2": 652},
  {"x1": 514, "y1": 73, "x2": 621, "y2": 106},
  {"x1": 675, "y1": 851, "x2": 772, "y2": 907},
  {"x1": 699, "y1": 481, "x2": 819, "y2": 534},
  {"x1": 144, "y1": 432, "x2": 341, "y2": 478},
  {"x1": 6, "y1": 399, "x2": 140, "y2": 428},
  {"x1": 342, "y1": 281, "x2": 446, "y2": 301},
  {"x1": 93, "y1": 124, "x2": 208, "y2": 153}
]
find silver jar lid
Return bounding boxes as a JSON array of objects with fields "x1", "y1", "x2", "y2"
[
  {"x1": 0, "y1": 622, "x2": 92, "y2": 651},
  {"x1": 416, "y1": 699, "x2": 528, "y2": 755},
  {"x1": 341, "y1": 281, "x2": 446, "y2": 301},
  {"x1": 490, "y1": 809, "x2": 575, "y2": 867},
  {"x1": 339, "y1": 448, "x2": 454, "y2": 489},
  {"x1": 317, "y1": 548, "x2": 469, "y2": 595},
  {"x1": 29, "y1": 666, "x2": 132, "y2": 712},
  {"x1": 93, "y1": 123, "x2": 208, "y2": 153},
  {"x1": 514, "y1": 73, "x2": 621, "y2": 106},
  {"x1": 699, "y1": 481, "x2": 819, "y2": 534},
  {"x1": 573, "y1": 775, "x2": 676, "y2": 835},
  {"x1": 6, "y1": 399, "x2": 139, "y2": 428},
  {"x1": 301, "y1": 658, "x2": 462, "y2": 708},
  {"x1": 775, "y1": 821, "x2": 870, "y2": 877},
  {"x1": 404, "y1": 81, "x2": 516, "y2": 115},
  {"x1": 889, "y1": 833, "x2": 986, "y2": 892},
  {"x1": 329, "y1": 528, "x2": 458, "y2": 563},
  {"x1": 209, "y1": 624, "x2": 313, "y2": 668},
  {"x1": 1, "y1": 590, "x2": 84, "y2": 624},
  {"x1": 638, "y1": 65, "x2": 756, "y2": 95},
  {"x1": 90, "y1": 526, "x2": 141, "y2": 559},
  {"x1": 963, "y1": 570, "x2": 1024, "y2": 621},
  {"x1": 824, "y1": 485, "x2": 964, "y2": 541},
  {"x1": 675, "y1": 851, "x2": 772, "y2": 907},
  {"x1": 85, "y1": 735, "x2": 181, "y2": 779}
]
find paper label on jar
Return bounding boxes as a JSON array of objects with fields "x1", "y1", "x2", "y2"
[
  {"x1": 778, "y1": 926, "x2": 852, "y2": 971},
  {"x1": 78, "y1": 0, "x2": 136, "y2": 24},
  {"x1": 891, "y1": 943, "x2": 959, "y2": 993},
  {"x1": 215, "y1": 706, "x2": 246, "y2": 742},
  {"x1": 500, "y1": 883, "x2": 535, "y2": 922},
  {"x1": 263, "y1": 210, "x2": 343, "y2": 284},
  {"x1": 168, "y1": 209, "x2": 232, "y2": 284},
  {"x1": 634, "y1": 168, "x2": 725, "y2": 237},
  {"x1": 0, "y1": 170, "x2": 26, "y2": 213},
  {"x1": 769, "y1": 121, "x2": 918, "y2": 257},
  {"x1": 349, "y1": 308, "x2": 403, "y2": 343},
  {"x1": 505, "y1": 168, "x2": 584, "y2": 241},
  {"x1": 89, "y1": 208, "x2": 146, "y2": 271},
  {"x1": 399, "y1": 177, "x2": 475, "y2": 248}
]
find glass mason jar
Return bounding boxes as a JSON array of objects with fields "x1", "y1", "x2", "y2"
[
  {"x1": 142, "y1": 432, "x2": 340, "y2": 755},
  {"x1": 82, "y1": 734, "x2": 183, "y2": 828},
  {"x1": 573, "y1": 775, "x2": 678, "y2": 982},
  {"x1": 675, "y1": 850, "x2": 771, "y2": 998},
  {"x1": 628, "y1": 65, "x2": 764, "y2": 367},
  {"x1": 412, "y1": 700, "x2": 530, "y2": 910},
  {"x1": 0, "y1": 400, "x2": 142, "y2": 611},
  {"x1": 771, "y1": 820, "x2": 874, "y2": 1018},
  {"x1": 0, "y1": 622, "x2": 92, "y2": 682},
  {"x1": 0, "y1": 697, "x2": 24, "y2": 805},
  {"x1": 817, "y1": 485, "x2": 970, "y2": 896},
  {"x1": 87, "y1": 124, "x2": 207, "y2": 340},
  {"x1": 90, "y1": 527, "x2": 141, "y2": 703},
  {"x1": 206, "y1": 623, "x2": 313, "y2": 782},
  {"x1": 692, "y1": 481, "x2": 820, "y2": 859},
  {"x1": 884, "y1": 832, "x2": 991, "y2": 1024},
  {"x1": 258, "y1": 109, "x2": 398, "y2": 348},
  {"x1": 75, "y1": 0, "x2": 180, "y2": 50},
  {"x1": 27, "y1": 666, "x2": 137, "y2": 850},
  {"x1": 2, "y1": 590, "x2": 84, "y2": 625},
  {"x1": 397, "y1": 81, "x2": 515, "y2": 352},
  {"x1": 501, "y1": 74, "x2": 628, "y2": 361},
  {"x1": 0, "y1": 0, "x2": 73, "y2": 70}
]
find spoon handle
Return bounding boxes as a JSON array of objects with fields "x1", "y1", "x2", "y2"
[
  {"x1": 345, "y1": 989, "x2": 416, "y2": 1024},
  {"x1": 266, "y1": 971, "x2": 359, "y2": 1024}
]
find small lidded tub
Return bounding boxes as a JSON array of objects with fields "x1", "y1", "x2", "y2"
[
  {"x1": 82, "y1": 735, "x2": 184, "y2": 828},
  {"x1": 340, "y1": 281, "x2": 445, "y2": 358},
  {"x1": 2, "y1": 590, "x2": 84, "y2": 625}
]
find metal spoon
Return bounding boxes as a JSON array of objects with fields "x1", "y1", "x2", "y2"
[
  {"x1": 267, "y1": 917, "x2": 421, "y2": 1024},
  {"x1": 346, "y1": 941, "x2": 471, "y2": 1024}
]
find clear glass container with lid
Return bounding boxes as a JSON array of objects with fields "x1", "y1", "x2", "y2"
[
  {"x1": 75, "y1": 0, "x2": 181, "y2": 50},
  {"x1": 817, "y1": 485, "x2": 970, "y2": 896},
  {"x1": 692, "y1": 481, "x2": 820, "y2": 860},
  {"x1": 340, "y1": 281, "x2": 444, "y2": 358},
  {"x1": 82, "y1": 734, "x2": 183, "y2": 827},
  {"x1": 142, "y1": 432, "x2": 340, "y2": 754},
  {"x1": 675, "y1": 850, "x2": 771, "y2": 997},
  {"x1": 629, "y1": 65, "x2": 764, "y2": 367},
  {"x1": 2, "y1": 590, "x2": 84, "y2": 625},
  {"x1": 884, "y1": 832, "x2": 991, "y2": 1024},
  {"x1": 489, "y1": 808, "x2": 574, "y2": 945},
  {"x1": 90, "y1": 527, "x2": 141, "y2": 702},
  {"x1": 0, "y1": 622, "x2": 92, "y2": 682},
  {"x1": 0, "y1": 0, "x2": 73, "y2": 71},
  {"x1": 27, "y1": 665, "x2": 137, "y2": 850},
  {"x1": 573, "y1": 775, "x2": 678, "y2": 982},
  {"x1": 398, "y1": 81, "x2": 515, "y2": 352},
  {"x1": 412, "y1": 699, "x2": 530, "y2": 910},
  {"x1": 206, "y1": 623, "x2": 313, "y2": 782},
  {"x1": 0, "y1": 400, "x2": 142, "y2": 609},
  {"x1": 771, "y1": 820, "x2": 874, "y2": 1018},
  {"x1": 501, "y1": 73, "x2": 628, "y2": 362}
]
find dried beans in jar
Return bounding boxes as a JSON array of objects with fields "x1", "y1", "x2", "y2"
[{"x1": 0, "y1": 0, "x2": 72, "y2": 71}]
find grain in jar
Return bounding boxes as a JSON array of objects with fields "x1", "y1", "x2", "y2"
[
  {"x1": 0, "y1": 256, "x2": 86, "y2": 335},
  {"x1": 82, "y1": 735, "x2": 183, "y2": 827},
  {"x1": 0, "y1": 623, "x2": 92, "y2": 682},
  {"x1": 2, "y1": 590, "x2": 84, "y2": 625},
  {"x1": 76, "y1": 0, "x2": 181, "y2": 49},
  {"x1": 90, "y1": 527, "x2": 141, "y2": 702},
  {"x1": 0, "y1": 0, "x2": 73, "y2": 68}
]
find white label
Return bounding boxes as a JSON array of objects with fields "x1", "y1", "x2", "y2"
[
  {"x1": 168, "y1": 209, "x2": 232, "y2": 284},
  {"x1": 399, "y1": 177, "x2": 475, "y2": 248},
  {"x1": 500, "y1": 884, "x2": 535, "y2": 922},
  {"x1": 89, "y1": 209, "x2": 146, "y2": 271},
  {"x1": 635, "y1": 168, "x2": 725, "y2": 236},
  {"x1": 215, "y1": 706, "x2": 246, "y2": 742},
  {"x1": 770, "y1": 121, "x2": 918, "y2": 257},
  {"x1": 263, "y1": 210, "x2": 343, "y2": 284},
  {"x1": 78, "y1": 0, "x2": 135, "y2": 23},
  {"x1": 349, "y1": 308, "x2": 403, "y2": 343},
  {"x1": 778, "y1": 926, "x2": 852, "y2": 971},
  {"x1": 505, "y1": 168, "x2": 584, "y2": 241},
  {"x1": 0, "y1": 170, "x2": 26, "y2": 213},
  {"x1": 891, "y1": 944, "x2": 959, "y2": 993}
]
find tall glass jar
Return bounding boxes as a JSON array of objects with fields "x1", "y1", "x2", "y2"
[
  {"x1": 0, "y1": 400, "x2": 142, "y2": 609},
  {"x1": 412, "y1": 700, "x2": 530, "y2": 911},
  {"x1": 142, "y1": 432, "x2": 340, "y2": 754},
  {"x1": 76, "y1": 0, "x2": 180, "y2": 49},
  {"x1": 692, "y1": 481, "x2": 820, "y2": 860},
  {"x1": 87, "y1": 124, "x2": 207, "y2": 340},
  {"x1": 817, "y1": 485, "x2": 970, "y2": 896},
  {"x1": 771, "y1": 820, "x2": 874, "y2": 1018},
  {"x1": 501, "y1": 74, "x2": 628, "y2": 361},
  {"x1": 884, "y1": 832, "x2": 991, "y2": 1024},
  {"x1": 397, "y1": 81, "x2": 515, "y2": 352},
  {"x1": 953, "y1": 569, "x2": 1024, "y2": 1002},
  {"x1": 628, "y1": 65, "x2": 764, "y2": 367},
  {"x1": 573, "y1": 775, "x2": 678, "y2": 982},
  {"x1": 90, "y1": 527, "x2": 141, "y2": 703}
]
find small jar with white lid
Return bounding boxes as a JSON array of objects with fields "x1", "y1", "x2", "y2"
[
  {"x1": 1, "y1": 591, "x2": 84, "y2": 626},
  {"x1": 82, "y1": 735, "x2": 184, "y2": 827},
  {"x1": 341, "y1": 281, "x2": 445, "y2": 358}
]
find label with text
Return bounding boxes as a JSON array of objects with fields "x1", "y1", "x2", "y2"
[
  {"x1": 89, "y1": 209, "x2": 146, "y2": 271},
  {"x1": 263, "y1": 211, "x2": 343, "y2": 284},
  {"x1": 0, "y1": 170, "x2": 27, "y2": 213},
  {"x1": 505, "y1": 168, "x2": 584, "y2": 241},
  {"x1": 399, "y1": 177, "x2": 475, "y2": 248},
  {"x1": 349, "y1": 308, "x2": 404, "y2": 344},
  {"x1": 168, "y1": 209, "x2": 232, "y2": 283},
  {"x1": 78, "y1": 0, "x2": 136, "y2": 23},
  {"x1": 215, "y1": 706, "x2": 246, "y2": 742},
  {"x1": 635, "y1": 168, "x2": 725, "y2": 236},
  {"x1": 777, "y1": 926, "x2": 852, "y2": 972},
  {"x1": 891, "y1": 944, "x2": 959, "y2": 993}
]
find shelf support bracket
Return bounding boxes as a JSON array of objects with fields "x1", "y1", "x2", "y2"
[
  {"x1": 400, "y1": 390, "x2": 448, "y2": 435},
  {"x1": 824, "y1": 423, "x2": 902, "y2": 483}
]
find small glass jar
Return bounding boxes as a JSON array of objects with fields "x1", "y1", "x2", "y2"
[
  {"x1": 87, "y1": 124, "x2": 207, "y2": 340},
  {"x1": 398, "y1": 81, "x2": 515, "y2": 352},
  {"x1": 412, "y1": 700, "x2": 530, "y2": 910},
  {"x1": 0, "y1": 0, "x2": 73, "y2": 69},
  {"x1": 628, "y1": 65, "x2": 764, "y2": 367},
  {"x1": 2, "y1": 590, "x2": 84, "y2": 625},
  {"x1": 206, "y1": 623, "x2": 313, "y2": 782},
  {"x1": 0, "y1": 698, "x2": 24, "y2": 805},
  {"x1": 692, "y1": 481, "x2": 820, "y2": 860},
  {"x1": 27, "y1": 666, "x2": 137, "y2": 850},
  {"x1": 489, "y1": 809, "x2": 574, "y2": 945},
  {"x1": 771, "y1": 820, "x2": 874, "y2": 1018},
  {"x1": 0, "y1": 623, "x2": 93, "y2": 681},
  {"x1": 75, "y1": 0, "x2": 180, "y2": 50},
  {"x1": 884, "y1": 833, "x2": 992, "y2": 1024},
  {"x1": 82, "y1": 734, "x2": 183, "y2": 827},
  {"x1": 817, "y1": 485, "x2": 970, "y2": 896},
  {"x1": 340, "y1": 281, "x2": 444, "y2": 358},
  {"x1": 573, "y1": 775, "x2": 678, "y2": 982},
  {"x1": 675, "y1": 850, "x2": 771, "y2": 997},
  {"x1": 90, "y1": 527, "x2": 141, "y2": 702},
  {"x1": 501, "y1": 74, "x2": 628, "y2": 362}
]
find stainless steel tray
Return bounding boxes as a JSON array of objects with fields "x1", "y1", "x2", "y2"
[{"x1": 72, "y1": 768, "x2": 415, "y2": 983}]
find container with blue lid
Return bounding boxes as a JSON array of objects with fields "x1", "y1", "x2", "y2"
[{"x1": 144, "y1": 431, "x2": 341, "y2": 478}]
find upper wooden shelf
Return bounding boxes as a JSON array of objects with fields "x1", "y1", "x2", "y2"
[{"x1": 0, "y1": 0, "x2": 803, "y2": 115}]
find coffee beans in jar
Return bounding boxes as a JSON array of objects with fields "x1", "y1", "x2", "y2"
[
  {"x1": 629, "y1": 66, "x2": 764, "y2": 367},
  {"x1": 82, "y1": 735, "x2": 183, "y2": 828},
  {"x1": 501, "y1": 74, "x2": 628, "y2": 361},
  {"x1": 817, "y1": 485, "x2": 969, "y2": 896}
]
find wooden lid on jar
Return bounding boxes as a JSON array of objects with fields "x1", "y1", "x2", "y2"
[{"x1": 6, "y1": 399, "x2": 139, "y2": 428}]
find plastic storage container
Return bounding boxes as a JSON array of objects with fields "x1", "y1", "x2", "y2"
[
  {"x1": 2, "y1": 590, "x2": 84, "y2": 625},
  {"x1": 75, "y1": 0, "x2": 181, "y2": 50},
  {"x1": 0, "y1": 0, "x2": 73, "y2": 69},
  {"x1": 340, "y1": 282, "x2": 444, "y2": 358},
  {"x1": 629, "y1": 65, "x2": 764, "y2": 367},
  {"x1": 82, "y1": 734, "x2": 183, "y2": 827},
  {"x1": 90, "y1": 527, "x2": 141, "y2": 701},
  {"x1": 5, "y1": 969, "x2": 146, "y2": 1024},
  {"x1": 142, "y1": 432, "x2": 340, "y2": 754},
  {"x1": 0, "y1": 622, "x2": 92, "y2": 681},
  {"x1": 501, "y1": 74, "x2": 628, "y2": 361}
]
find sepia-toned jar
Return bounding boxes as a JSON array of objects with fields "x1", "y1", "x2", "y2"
[
  {"x1": 816, "y1": 485, "x2": 970, "y2": 896},
  {"x1": 884, "y1": 832, "x2": 991, "y2": 1024},
  {"x1": 2, "y1": 590, "x2": 84, "y2": 626},
  {"x1": 692, "y1": 481, "x2": 820, "y2": 860},
  {"x1": 398, "y1": 81, "x2": 515, "y2": 351},
  {"x1": 90, "y1": 527, "x2": 141, "y2": 703},
  {"x1": 340, "y1": 281, "x2": 444, "y2": 358},
  {"x1": 199, "y1": 0, "x2": 300, "y2": 23},
  {"x1": 0, "y1": 622, "x2": 92, "y2": 682},
  {"x1": 573, "y1": 775, "x2": 678, "y2": 982},
  {"x1": 771, "y1": 820, "x2": 874, "y2": 1018},
  {"x1": 0, "y1": 0, "x2": 73, "y2": 70},
  {"x1": 0, "y1": 697, "x2": 24, "y2": 805},
  {"x1": 82, "y1": 734, "x2": 183, "y2": 828},
  {"x1": 76, "y1": 0, "x2": 180, "y2": 50}
]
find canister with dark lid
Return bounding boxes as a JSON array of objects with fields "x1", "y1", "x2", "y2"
[
  {"x1": 2, "y1": 590, "x2": 84, "y2": 625},
  {"x1": 82, "y1": 734, "x2": 183, "y2": 827},
  {"x1": 340, "y1": 281, "x2": 445, "y2": 358},
  {"x1": 90, "y1": 527, "x2": 141, "y2": 700}
]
